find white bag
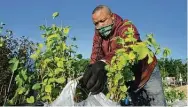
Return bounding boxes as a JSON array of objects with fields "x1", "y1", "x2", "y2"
[{"x1": 49, "y1": 77, "x2": 121, "y2": 106}]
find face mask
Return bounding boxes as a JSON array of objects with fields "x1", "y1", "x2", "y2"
[{"x1": 97, "y1": 23, "x2": 113, "y2": 39}]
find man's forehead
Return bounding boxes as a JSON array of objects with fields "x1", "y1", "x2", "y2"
[{"x1": 92, "y1": 9, "x2": 109, "y2": 21}]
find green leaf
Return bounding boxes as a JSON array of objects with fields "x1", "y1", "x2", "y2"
[
  {"x1": 120, "y1": 93, "x2": 126, "y2": 99},
  {"x1": 54, "y1": 57, "x2": 60, "y2": 62},
  {"x1": 15, "y1": 75, "x2": 23, "y2": 87},
  {"x1": 116, "y1": 37, "x2": 125, "y2": 45},
  {"x1": 0, "y1": 37, "x2": 3, "y2": 47},
  {"x1": 57, "y1": 61, "x2": 63, "y2": 68},
  {"x1": 9, "y1": 57, "x2": 19, "y2": 72},
  {"x1": 52, "y1": 24, "x2": 57, "y2": 30},
  {"x1": 111, "y1": 87, "x2": 117, "y2": 92},
  {"x1": 146, "y1": 40, "x2": 152, "y2": 46},
  {"x1": 46, "y1": 30, "x2": 52, "y2": 35},
  {"x1": 115, "y1": 48, "x2": 125, "y2": 54},
  {"x1": 52, "y1": 12, "x2": 59, "y2": 19},
  {"x1": 120, "y1": 85, "x2": 127, "y2": 92},
  {"x1": 30, "y1": 53, "x2": 38, "y2": 60},
  {"x1": 26, "y1": 96, "x2": 34, "y2": 104},
  {"x1": 63, "y1": 27, "x2": 70, "y2": 35},
  {"x1": 127, "y1": 27, "x2": 134, "y2": 35},
  {"x1": 146, "y1": 34, "x2": 158, "y2": 49},
  {"x1": 148, "y1": 51, "x2": 154, "y2": 64},
  {"x1": 44, "y1": 78, "x2": 48, "y2": 83},
  {"x1": 106, "y1": 93, "x2": 111, "y2": 99},
  {"x1": 8, "y1": 99, "x2": 14, "y2": 105},
  {"x1": 30, "y1": 49, "x2": 40, "y2": 60},
  {"x1": 56, "y1": 77, "x2": 65, "y2": 84},
  {"x1": 110, "y1": 56, "x2": 117, "y2": 65},
  {"x1": 48, "y1": 78, "x2": 56, "y2": 84},
  {"x1": 48, "y1": 72, "x2": 53, "y2": 77},
  {"x1": 61, "y1": 42, "x2": 67, "y2": 51},
  {"x1": 163, "y1": 48, "x2": 171, "y2": 58},
  {"x1": 115, "y1": 73, "x2": 123, "y2": 81},
  {"x1": 106, "y1": 72, "x2": 112, "y2": 77},
  {"x1": 125, "y1": 35, "x2": 137, "y2": 43},
  {"x1": 55, "y1": 68, "x2": 64, "y2": 74},
  {"x1": 42, "y1": 95, "x2": 51, "y2": 101},
  {"x1": 132, "y1": 43, "x2": 148, "y2": 60},
  {"x1": 128, "y1": 51, "x2": 136, "y2": 60},
  {"x1": 60, "y1": 57, "x2": 65, "y2": 61},
  {"x1": 38, "y1": 43, "x2": 43, "y2": 49},
  {"x1": 123, "y1": 21, "x2": 132, "y2": 25},
  {"x1": 17, "y1": 87, "x2": 26, "y2": 94},
  {"x1": 45, "y1": 85, "x2": 52, "y2": 93},
  {"x1": 32, "y1": 83, "x2": 41, "y2": 90},
  {"x1": 119, "y1": 79, "x2": 125, "y2": 85},
  {"x1": 117, "y1": 55, "x2": 127, "y2": 70},
  {"x1": 21, "y1": 69, "x2": 27, "y2": 81},
  {"x1": 9, "y1": 57, "x2": 17, "y2": 64},
  {"x1": 24, "y1": 89, "x2": 30, "y2": 95},
  {"x1": 77, "y1": 54, "x2": 82, "y2": 59},
  {"x1": 39, "y1": 25, "x2": 46, "y2": 31},
  {"x1": 56, "y1": 45, "x2": 60, "y2": 50},
  {"x1": 44, "y1": 58, "x2": 51, "y2": 64},
  {"x1": 155, "y1": 46, "x2": 161, "y2": 55},
  {"x1": 47, "y1": 34, "x2": 59, "y2": 41}
]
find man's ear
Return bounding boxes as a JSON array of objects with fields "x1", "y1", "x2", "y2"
[{"x1": 111, "y1": 13, "x2": 115, "y2": 21}]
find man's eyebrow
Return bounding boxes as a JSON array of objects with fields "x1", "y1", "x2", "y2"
[
  {"x1": 95, "y1": 17, "x2": 107, "y2": 23},
  {"x1": 93, "y1": 16, "x2": 108, "y2": 25},
  {"x1": 93, "y1": 19, "x2": 100, "y2": 24}
]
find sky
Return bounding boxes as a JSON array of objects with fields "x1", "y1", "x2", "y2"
[{"x1": 0, "y1": 0, "x2": 187, "y2": 59}]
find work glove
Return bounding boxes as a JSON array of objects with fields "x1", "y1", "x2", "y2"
[{"x1": 82, "y1": 61, "x2": 107, "y2": 94}]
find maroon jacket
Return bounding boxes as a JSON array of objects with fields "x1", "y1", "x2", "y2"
[
  {"x1": 90, "y1": 13, "x2": 140, "y2": 64},
  {"x1": 90, "y1": 13, "x2": 157, "y2": 90}
]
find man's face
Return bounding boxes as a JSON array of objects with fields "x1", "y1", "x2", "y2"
[{"x1": 92, "y1": 8, "x2": 114, "y2": 29}]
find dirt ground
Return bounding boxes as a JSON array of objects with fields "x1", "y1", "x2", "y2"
[{"x1": 175, "y1": 85, "x2": 188, "y2": 99}]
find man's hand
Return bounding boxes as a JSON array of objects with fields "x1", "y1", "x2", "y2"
[{"x1": 82, "y1": 61, "x2": 107, "y2": 94}]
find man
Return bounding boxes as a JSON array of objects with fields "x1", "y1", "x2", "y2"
[{"x1": 82, "y1": 5, "x2": 166, "y2": 106}]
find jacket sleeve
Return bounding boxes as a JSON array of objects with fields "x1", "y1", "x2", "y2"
[
  {"x1": 101, "y1": 20, "x2": 140, "y2": 64},
  {"x1": 90, "y1": 31, "x2": 104, "y2": 64}
]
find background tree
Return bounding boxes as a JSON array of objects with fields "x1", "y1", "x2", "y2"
[{"x1": 0, "y1": 22, "x2": 36, "y2": 105}]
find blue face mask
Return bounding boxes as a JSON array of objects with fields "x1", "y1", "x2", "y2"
[{"x1": 97, "y1": 23, "x2": 113, "y2": 38}]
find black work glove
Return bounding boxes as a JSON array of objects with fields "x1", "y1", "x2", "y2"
[
  {"x1": 82, "y1": 61, "x2": 107, "y2": 94},
  {"x1": 126, "y1": 80, "x2": 139, "y2": 93}
]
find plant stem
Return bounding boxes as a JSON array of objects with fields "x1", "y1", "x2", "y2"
[{"x1": 3, "y1": 70, "x2": 15, "y2": 106}]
